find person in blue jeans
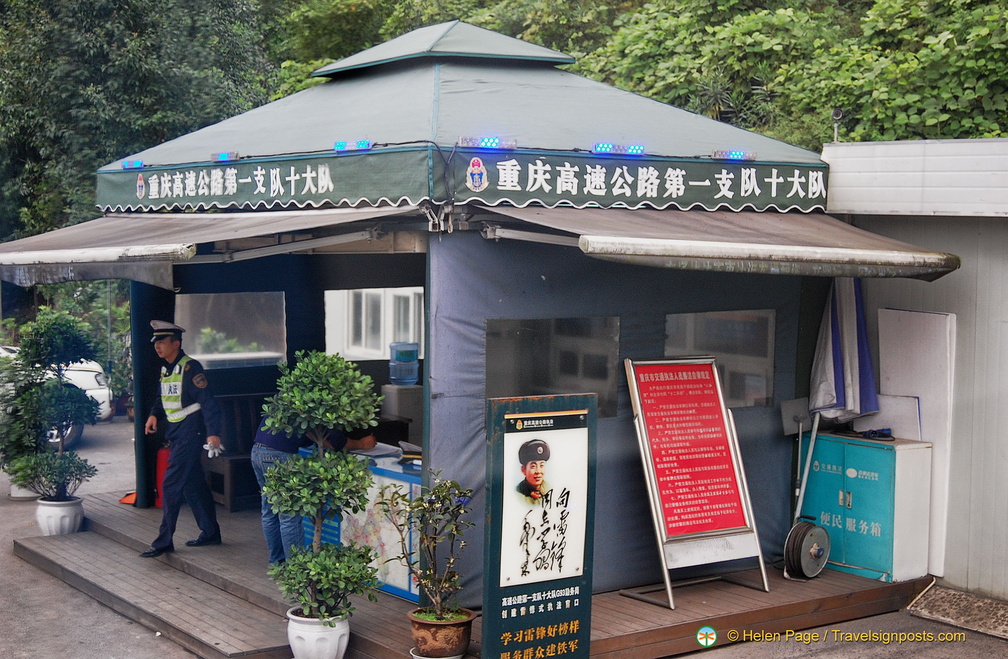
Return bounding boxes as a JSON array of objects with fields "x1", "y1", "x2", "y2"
[{"x1": 251, "y1": 418, "x2": 377, "y2": 565}]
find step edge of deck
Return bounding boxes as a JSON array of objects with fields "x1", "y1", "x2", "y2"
[{"x1": 13, "y1": 533, "x2": 291, "y2": 659}]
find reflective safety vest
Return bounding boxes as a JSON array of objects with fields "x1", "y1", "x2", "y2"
[{"x1": 160, "y1": 355, "x2": 201, "y2": 423}]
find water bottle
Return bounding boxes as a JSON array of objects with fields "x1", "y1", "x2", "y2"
[{"x1": 389, "y1": 342, "x2": 419, "y2": 385}]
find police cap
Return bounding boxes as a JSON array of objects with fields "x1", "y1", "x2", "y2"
[
  {"x1": 150, "y1": 320, "x2": 185, "y2": 342},
  {"x1": 518, "y1": 439, "x2": 550, "y2": 464}
]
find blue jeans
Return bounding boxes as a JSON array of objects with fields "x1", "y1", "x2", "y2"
[{"x1": 251, "y1": 444, "x2": 304, "y2": 564}]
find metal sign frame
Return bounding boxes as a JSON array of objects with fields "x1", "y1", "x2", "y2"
[{"x1": 624, "y1": 357, "x2": 769, "y2": 609}]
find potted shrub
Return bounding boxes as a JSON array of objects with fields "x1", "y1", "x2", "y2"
[
  {"x1": 0, "y1": 309, "x2": 99, "y2": 529},
  {"x1": 260, "y1": 350, "x2": 383, "y2": 659},
  {"x1": 375, "y1": 473, "x2": 476, "y2": 659}
]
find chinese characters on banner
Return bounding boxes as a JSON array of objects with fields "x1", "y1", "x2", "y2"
[
  {"x1": 97, "y1": 149, "x2": 827, "y2": 213},
  {"x1": 630, "y1": 362, "x2": 747, "y2": 539},
  {"x1": 458, "y1": 154, "x2": 827, "y2": 212},
  {"x1": 485, "y1": 397, "x2": 596, "y2": 659}
]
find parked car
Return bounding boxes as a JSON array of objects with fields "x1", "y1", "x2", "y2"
[{"x1": 0, "y1": 345, "x2": 114, "y2": 448}]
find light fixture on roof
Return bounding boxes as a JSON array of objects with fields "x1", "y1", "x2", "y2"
[
  {"x1": 457, "y1": 136, "x2": 517, "y2": 150},
  {"x1": 592, "y1": 143, "x2": 646, "y2": 155},
  {"x1": 712, "y1": 149, "x2": 757, "y2": 161},
  {"x1": 212, "y1": 152, "x2": 239, "y2": 163},
  {"x1": 121, "y1": 159, "x2": 144, "y2": 170},
  {"x1": 333, "y1": 140, "x2": 373, "y2": 152}
]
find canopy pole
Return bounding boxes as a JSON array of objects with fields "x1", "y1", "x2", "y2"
[{"x1": 794, "y1": 411, "x2": 821, "y2": 525}]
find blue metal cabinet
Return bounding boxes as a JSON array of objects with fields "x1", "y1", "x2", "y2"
[{"x1": 799, "y1": 433, "x2": 931, "y2": 582}]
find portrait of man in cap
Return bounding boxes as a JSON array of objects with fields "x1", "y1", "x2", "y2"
[{"x1": 516, "y1": 438, "x2": 551, "y2": 505}]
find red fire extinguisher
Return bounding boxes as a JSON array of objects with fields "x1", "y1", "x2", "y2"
[{"x1": 155, "y1": 447, "x2": 170, "y2": 509}]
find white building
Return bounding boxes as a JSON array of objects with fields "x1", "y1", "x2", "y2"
[{"x1": 823, "y1": 138, "x2": 1008, "y2": 599}]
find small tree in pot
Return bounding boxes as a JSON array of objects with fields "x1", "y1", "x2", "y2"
[
  {"x1": 375, "y1": 473, "x2": 476, "y2": 658},
  {"x1": 0, "y1": 309, "x2": 98, "y2": 531},
  {"x1": 260, "y1": 350, "x2": 382, "y2": 659}
]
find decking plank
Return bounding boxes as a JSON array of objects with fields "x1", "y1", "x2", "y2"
[{"x1": 13, "y1": 491, "x2": 930, "y2": 659}]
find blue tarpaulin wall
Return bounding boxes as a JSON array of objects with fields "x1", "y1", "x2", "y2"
[{"x1": 426, "y1": 231, "x2": 801, "y2": 607}]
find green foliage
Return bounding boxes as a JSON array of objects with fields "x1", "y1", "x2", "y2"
[
  {"x1": 0, "y1": 356, "x2": 50, "y2": 468},
  {"x1": 471, "y1": 0, "x2": 647, "y2": 60},
  {"x1": 31, "y1": 282, "x2": 131, "y2": 398},
  {"x1": 7, "y1": 450, "x2": 97, "y2": 501},
  {"x1": 197, "y1": 328, "x2": 261, "y2": 354},
  {"x1": 263, "y1": 448, "x2": 373, "y2": 551},
  {"x1": 582, "y1": 0, "x2": 1005, "y2": 149},
  {"x1": 261, "y1": 350, "x2": 381, "y2": 620},
  {"x1": 0, "y1": 309, "x2": 99, "y2": 472},
  {"x1": 780, "y1": 0, "x2": 1007, "y2": 143},
  {"x1": 270, "y1": 543, "x2": 378, "y2": 621},
  {"x1": 283, "y1": 0, "x2": 393, "y2": 62},
  {"x1": 269, "y1": 59, "x2": 333, "y2": 101},
  {"x1": 380, "y1": 0, "x2": 489, "y2": 39},
  {"x1": 0, "y1": 0, "x2": 271, "y2": 239},
  {"x1": 262, "y1": 351, "x2": 382, "y2": 449},
  {"x1": 18, "y1": 308, "x2": 98, "y2": 376},
  {"x1": 375, "y1": 473, "x2": 474, "y2": 620}
]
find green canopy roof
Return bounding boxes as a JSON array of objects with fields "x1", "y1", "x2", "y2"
[
  {"x1": 96, "y1": 21, "x2": 826, "y2": 213},
  {"x1": 311, "y1": 20, "x2": 575, "y2": 76}
]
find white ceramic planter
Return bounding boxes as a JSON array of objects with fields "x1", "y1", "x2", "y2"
[
  {"x1": 286, "y1": 607, "x2": 350, "y2": 659},
  {"x1": 35, "y1": 497, "x2": 84, "y2": 535},
  {"x1": 8, "y1": 482, "x2": 40, "y2": 501}
]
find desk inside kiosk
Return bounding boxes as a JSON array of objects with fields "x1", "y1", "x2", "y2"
[{"x1": 202, "y1": 385, "x2": 420, "y2": 514}]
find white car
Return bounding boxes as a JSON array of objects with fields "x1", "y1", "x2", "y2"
[{"x1": 0, "y1": 345, "x2": 114, "y2": 447}]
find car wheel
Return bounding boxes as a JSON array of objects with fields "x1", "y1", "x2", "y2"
[{"x1": 47, "y1": 424, "x2": 84, "y2": 450}]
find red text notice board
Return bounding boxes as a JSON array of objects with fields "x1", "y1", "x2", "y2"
[{"x1": 625, "y1": 357, "x2": 768, "y2": 609}]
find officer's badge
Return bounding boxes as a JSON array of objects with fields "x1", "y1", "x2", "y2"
[
  {"x1": 136, "y1": 173, "x2": 146, "y2": 199},
  {"x1": 193, "y1": 373, "x2": 209, "y2": 389},
  {"x1": 465, "y1": 157, "x2": 488, "y2": 192}
]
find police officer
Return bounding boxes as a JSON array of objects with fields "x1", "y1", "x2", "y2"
[
  {"x1": 516, "y1": 439, "x2": 551, "y2": 505},
  {"x1": 140, "y1": 320, "x2": 223, "y2": 558}
]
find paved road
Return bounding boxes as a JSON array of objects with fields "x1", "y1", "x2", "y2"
[
  {"x1": 0, "y1": 416, "x2": 196, "y2": 659},
  {"x1": 4, "y1": 417, "x2": 1008, "y2": 658}
]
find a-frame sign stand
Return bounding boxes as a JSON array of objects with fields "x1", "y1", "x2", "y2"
[{"x1": 624, "y1": 357, "x2": 769, "y2": 609}]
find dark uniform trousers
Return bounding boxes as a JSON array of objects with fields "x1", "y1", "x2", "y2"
[{"x1": 150, "y1": 413, "x2": 220, "y2": 551}]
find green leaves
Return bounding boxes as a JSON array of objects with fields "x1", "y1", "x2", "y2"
[
  {"x1": 260, "y1": 350, "x2": 381, "y2": 618},
  {"x1": 375, "y1": 473, "x2": 474, "y2": 620},
  {"x1": 262, "y1": 351, "x2": 382, "y2": 450},
  {"x1": 0, "y1": 308, "x2": 99, "y2": 472},
  {"x1": 269, "y1": 544, "x2": 378, "y2": 621},
  {"x1": 8, "y1": 450, "x2": 97, "y2": 500},
  {"x1": 583, "y1": 0, "x2": 1005, "y2": 148},
  {"x1": 0, "y1": 0, "x2": 271, "y2": 238}
]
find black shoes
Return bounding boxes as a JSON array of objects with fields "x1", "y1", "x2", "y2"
[
  {"x1": 140, "y1": 535, "x2": 220, "y2": 556},
  {"x1": 185, "y1": 535, "x2": 222, "y2": 547}
]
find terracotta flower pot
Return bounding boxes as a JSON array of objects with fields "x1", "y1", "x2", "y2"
[{"x1": 407, "y1": 607, "x2": 476, "y2": 658}]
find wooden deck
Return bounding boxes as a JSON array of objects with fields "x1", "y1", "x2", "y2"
[{"x1": 13, "y1": 492, "x2": 930, "y2": 658}]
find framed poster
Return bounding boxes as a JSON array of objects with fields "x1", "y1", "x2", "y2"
[
  {"x1": 485, "y1": 395, "x2": 597, "y2": 659},
  {"x1": 625, "y1": 357, "x2": 768, "y2": 608}
]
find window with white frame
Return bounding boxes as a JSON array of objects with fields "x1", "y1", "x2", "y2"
[{"x1": 325, "y1": 287, "x2": 425, "y2": 361}]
